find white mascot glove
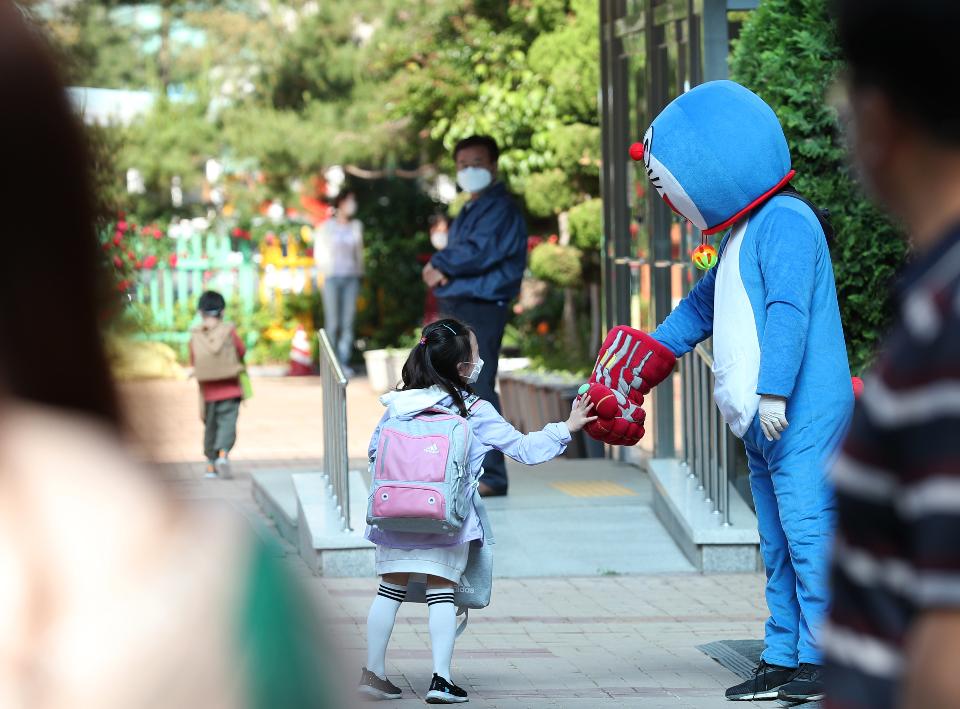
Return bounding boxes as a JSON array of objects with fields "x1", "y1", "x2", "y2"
[{"x1": 758, "y1": 395, "x2": 789, "y2": 442}]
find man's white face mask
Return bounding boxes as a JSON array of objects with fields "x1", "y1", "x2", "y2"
[{"x1": 456, "y1": 167, "x2": 492, "y2": 193}]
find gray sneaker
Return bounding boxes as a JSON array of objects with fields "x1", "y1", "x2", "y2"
[{"x1": 214, "y1": 454, "x2": 232, "y2": 479}]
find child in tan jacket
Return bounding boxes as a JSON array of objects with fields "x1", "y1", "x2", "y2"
[{"x1": 190, "y1": 291, "x2": 245, "y2": 478}]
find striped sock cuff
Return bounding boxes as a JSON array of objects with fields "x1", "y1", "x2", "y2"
[
  {"x1": 377, "y1": 582, "x2": 407, "y2": 603},
  {"x1": 425, "y1": 589, "x2": 455, "y2": 606}
]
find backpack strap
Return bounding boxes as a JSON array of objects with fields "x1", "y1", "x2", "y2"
[
  {"x1": 776, "y1": 185, "x2": 835, "y2": 246},
  {"x1": 464, "y1": 394, "x2": 485, "y2": 416}
]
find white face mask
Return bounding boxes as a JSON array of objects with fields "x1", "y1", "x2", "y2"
[
  {"x1": 456, "y1": 167, "x2": 492, "y2": 193},
  {"x1": 464, "y1": 357, "x2": 484, "y2": 384},
  {"x1": 342, "y1": 200, "x2": 357, "y2": 217}
]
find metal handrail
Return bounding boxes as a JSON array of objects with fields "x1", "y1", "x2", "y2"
[
  {"x1": 318, "y1": 328, "x2": 350, "y2": 531},
  {"x1": 679, "y1": 342, "x2": 732, "y2": 526}
]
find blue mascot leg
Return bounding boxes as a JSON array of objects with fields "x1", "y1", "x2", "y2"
[
  {"x1": 744, "y1": 418, "x2": 800, "y2": 669},
  {"x1": 766, "y1": 418, "x2": 837, "y2": 666}
]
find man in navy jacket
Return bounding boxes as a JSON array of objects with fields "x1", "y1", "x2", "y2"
[{"x1": 423, "y1": 135, "x2": 527, "y2": 496}]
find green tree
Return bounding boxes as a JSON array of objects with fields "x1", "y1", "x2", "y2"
[{"x1": 730, "y1": 0, "x2": 904, "y2": 374}]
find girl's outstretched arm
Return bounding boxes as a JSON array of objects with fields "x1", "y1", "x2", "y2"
[{"x1": 470, "y1": 401, "x2": 582, "y2": 466}]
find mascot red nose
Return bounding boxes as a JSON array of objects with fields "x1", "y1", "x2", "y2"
[{"x1": 578, "y1": 326, "x2": 676, "y2": 446}]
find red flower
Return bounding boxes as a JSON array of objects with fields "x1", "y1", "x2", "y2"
[
  {"x1": 153, "y1": 228, "x2": 163, "y2": 239},
  {"x1": 231, "y1": 227, "x2": 243, "y2": 237},
  {"x1": 169, "y1": 254, "x2": 178, "y2": 267},
  {"x1": 135, "y1": 259, "x2": 143, "y2": 268},
  {"x1": 629, "y1": 222, "x2": 639, "y2": 237},
  {"x1": 127, "y1": 250, "x2": 136, "y2": 261},
  {"x1": 117, "y1": 279, "x2": 131, "y2": 292},
  {"x1": 113, "y1": 255, "x2": 123, "y2": 268},
  {"x1": 112, "y1": 232, "x2": 123, "y2": 246},
  {"x1": 527, "y1": 235, "x2": 544, "y2": 252},
  {"x1": 117, "y1": 220, "x2": 128, "y2": 232},
  {"x1": 101, "y1": 242, "x2": 111, "y2": 251},
  {"x1": 548, "y1": 234, "x2": 559, "y2": 244},
  {"x1": 142, "y1": 255, "x2": 157, "y2": 269}
]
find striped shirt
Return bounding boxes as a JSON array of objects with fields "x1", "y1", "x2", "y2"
[{"x1": 825, "y1": 226, "x2": 960, "y2": 708}]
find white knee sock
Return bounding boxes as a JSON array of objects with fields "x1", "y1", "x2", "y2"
[
  {"x1": 426, "y1": 588, "x2": 457, "y2": 680},
  {"x1": 366, "y1": 582, "x2": 406, "y2": 679}
]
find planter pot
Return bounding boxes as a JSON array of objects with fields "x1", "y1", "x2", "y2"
[
  {"x1": 363, "y1": 349, "x2": 390, "y2": 393},
  {"x1": 363, "y1": 349, "x2": 408, "y2": 394},
  {"x1": 496, "y1": 369, "x2": 605, "y2": 459}
]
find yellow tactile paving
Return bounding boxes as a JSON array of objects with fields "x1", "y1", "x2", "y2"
[{"x1": 550, "y1": 480, "x2": 638, "y2": 498}]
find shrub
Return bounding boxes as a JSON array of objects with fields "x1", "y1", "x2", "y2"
[
  {"x1": 730, "y1": 0, "x2": 905, "y2": 374},
  {"x1": 529, "y1": 242, "x2": 582, "y2": 287},
  {"x1": 524, "y1": 169, "x2": 578, "y2": 218},
  {"x1": 568, "y1": 198, "x2": 603, "y2": 251}
]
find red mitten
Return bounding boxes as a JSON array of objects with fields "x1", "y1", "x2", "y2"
[{"x1": 578, "y1": 326, "x2": 677, "y2": 446}]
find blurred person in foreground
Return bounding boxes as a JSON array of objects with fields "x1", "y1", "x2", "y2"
[
  {"x1": 422, "y1": 136, "x2": 527, "y2": 497},
  {"x1": 825, "y1": 1, "x2": 960, "y2": 708},
  {"x1": 0, "y1": 5, "x2": 337, "y2": 708}
]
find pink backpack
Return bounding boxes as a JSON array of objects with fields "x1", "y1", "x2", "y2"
[{"x1": 366, "y1": 395, "x2": 481, "y2": 534}]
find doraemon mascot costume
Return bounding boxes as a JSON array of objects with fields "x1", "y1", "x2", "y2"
[{"x1": 583, "y1": 81, "x2": 854, "y2": 680}]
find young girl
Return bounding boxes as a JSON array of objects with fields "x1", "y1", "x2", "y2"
[{"x1": 358, "y1": 318, "x2": 595, "y2": 703}]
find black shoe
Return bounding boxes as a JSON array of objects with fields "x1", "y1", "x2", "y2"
[
  {"x1": 425, "y1": 674, "x2": 469, "y2": 704},
  {"x1": 478, "y1": 482, "x2": 507, "y2": 497},
  {"x1": 725, "y1": 660, "x2": 797, "y2": 701},
  {"x1": 777, "y1": 663, "x2": 824, "y2": 705},
  {"x1": 357, "y1": 667, "x2": 401, "y2": 701}
]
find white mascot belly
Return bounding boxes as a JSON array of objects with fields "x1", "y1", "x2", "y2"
[{"x1": 711, "y1": 220, "x2": 761, "y2": 438}]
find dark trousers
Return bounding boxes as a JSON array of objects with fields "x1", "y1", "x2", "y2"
[
  {"x1": 204, "y1": 397, "x2": 241, "y2": 461},
  {"x1": 438, "y1": 297, "x2": 510, "y2": 492}
]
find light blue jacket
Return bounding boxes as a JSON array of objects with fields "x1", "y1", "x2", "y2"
[{"x1": 365, "y1": 386, "x2": 570, "y2": 549}]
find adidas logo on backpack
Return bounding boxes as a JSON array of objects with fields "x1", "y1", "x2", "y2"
[{"x1": 367, "y1": 395, "x2": 482, "y2": 534}]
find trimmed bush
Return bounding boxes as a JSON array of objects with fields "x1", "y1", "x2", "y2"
[
  {"x1": 730, "y1": 0, "x2": 904, "y2": 375},
  {"x1": 568, "y1": 198, "x2": 603, "y2": 251},
  {"x1": 524, "y1": 169, "x2": 578, "y2": 218},
  {"x1": 529, "y1": 242, "x2": 582, "y2": 287}
]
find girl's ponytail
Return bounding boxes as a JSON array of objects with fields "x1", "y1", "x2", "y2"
[{"x1": 399, "y1": 319, "x2": 475, "y2": 416}]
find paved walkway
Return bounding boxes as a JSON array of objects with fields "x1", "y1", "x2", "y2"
[{"x1": 122, "y1": 375, "x2": 768, "y2": 708}]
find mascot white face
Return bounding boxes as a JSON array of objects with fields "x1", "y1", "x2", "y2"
[{"x1": 640, "y1": 125, "x2": 709, "y2": 231}]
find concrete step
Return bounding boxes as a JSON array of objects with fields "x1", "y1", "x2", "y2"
[
  {"x1": 648, "y1": 457, "x2": 760, "y2": 572},
  {"x1": 252, "y1": 468, "x2": 374, "y2": 577},
  {"x1": 251, "y1": 469, "x2": 300, "y2": 546}
]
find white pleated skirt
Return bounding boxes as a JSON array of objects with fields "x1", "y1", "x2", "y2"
[{"x1": 374, "y1": 542, "x2": 471, "y2": 582}]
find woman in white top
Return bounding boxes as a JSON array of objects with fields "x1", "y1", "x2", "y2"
[{"x1": 315, "y1": 191, "x2": 365, "y2": 373}]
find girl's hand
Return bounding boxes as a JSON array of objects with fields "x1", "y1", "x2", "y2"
[{"x1": 565, "y1": 396, "x2": 598, "y2": 433}]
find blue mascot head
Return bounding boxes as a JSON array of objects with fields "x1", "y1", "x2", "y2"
[{"x1": 632, "y1": 80, "x2": 794, "y2": 235}]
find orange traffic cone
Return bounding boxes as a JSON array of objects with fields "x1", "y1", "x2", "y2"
[{"x1": 289, "y1": 325, "x2": 314, "y2": 376}]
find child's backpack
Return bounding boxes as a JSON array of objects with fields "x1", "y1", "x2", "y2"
[
  {"x1": 191, "y1": 320, "x2": 243, "y2": 382},
  {"x1": 367, "y1": 395, "x2": 482, "y2": 534}
]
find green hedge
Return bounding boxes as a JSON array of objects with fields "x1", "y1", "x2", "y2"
[
  {"x1": 524, "y1": 169, "x2": 578, "y2": 218},
  {"x1": 529, "y1": 242, "x2": 582, "y2": 287},
  {"x1": 568, "y1": 198, "x2": 603, "y2": 251},
  {"x1": 730, "y1": 0, "x2": 905, "y2": 374}
]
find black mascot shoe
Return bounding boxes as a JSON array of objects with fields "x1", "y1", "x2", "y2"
[{"x1": 725, "y1": 660, "x2": 798, "y2": 701}]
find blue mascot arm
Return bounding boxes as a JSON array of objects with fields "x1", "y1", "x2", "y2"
[
  {"x1": 756, "y1": 209, "x2": 819, "y2": 398},
  {"x1": 651, "y1": 263, "x2": 717, "y2": 357}
]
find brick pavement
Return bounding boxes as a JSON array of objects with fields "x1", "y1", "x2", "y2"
[{"x1": 123, "y1": 375, "x2": 769, "y2": 708}]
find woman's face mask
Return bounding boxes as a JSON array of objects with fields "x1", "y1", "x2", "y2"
[{"x1": 456, "y1": 167, "x2": 492, "y2": 193}]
